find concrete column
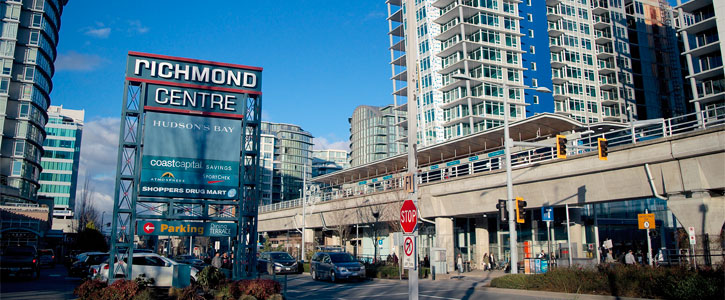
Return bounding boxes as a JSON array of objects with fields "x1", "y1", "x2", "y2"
[
  {"x1": 435, "y1": 217, "x2": 455, "y2": 273},
  {"x1": 474, "y1": 216, "x2": 490, "y2": 269},
  {"x1": 569, "y1": 223, "x2": 584, "y2": 259},
  {"x1": 667, "y1": 193, "x2": 725, "y2": 264}
]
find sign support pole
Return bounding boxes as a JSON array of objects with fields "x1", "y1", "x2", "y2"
[
  {"x1": 404, "y1": 0, "x2": 419, "y2": 297},
  {"x1": 645, "y1": 209, "x2": 652, "y2": 266}
]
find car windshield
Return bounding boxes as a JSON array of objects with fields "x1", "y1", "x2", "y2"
[
  {"x1": 3, "y1": 247, "x2": 35, "y2": 256},
  {"x1": 88, "y1": 255, "x2": 109, "y2": 264},
  {"x1": 270, "y1": 253, "x2": 293, "y2": 260},
  {"x1": 329, "y1": 253, "x2": 355, "y2": 263}
]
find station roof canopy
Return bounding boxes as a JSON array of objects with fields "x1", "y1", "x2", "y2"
[{"x1": 313, "y1": 113, "x2": 624, "y2": 186}]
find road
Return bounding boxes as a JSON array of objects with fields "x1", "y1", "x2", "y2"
[
  {"x1": 281, "y1": 274, "x2": 564, "y2": 300},
  {"x1": 0, "y1": 264, "x2": 81, "y2": 300}
]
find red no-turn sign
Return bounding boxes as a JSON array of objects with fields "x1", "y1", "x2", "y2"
[{"x1": 400, "y1": 200, "x2": 417, "y2": 234}]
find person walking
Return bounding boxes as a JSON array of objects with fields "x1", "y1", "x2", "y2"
[
  {"x1": 212, "y1": 252, "x2": 222, "y2": 268},
  {"x1": 489, "y1": 253, "x2": 496, "y2": 270},
  {"x1": 537, "y1": 250, "x2": 546, "y2": 259},
  {"x1": 457, "y1": 254, "x2": 463, "y2": 277},
  {"x1": 482, "y1": 253, "x2": 489, "y2": 271},
  {"x1": 625, "y1": 250, "x2": 636, "y2": 265}
]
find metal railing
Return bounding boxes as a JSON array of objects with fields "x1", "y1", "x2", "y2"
[{"x1": 260, "y1": 107, "x2": 725, "y2": 213}]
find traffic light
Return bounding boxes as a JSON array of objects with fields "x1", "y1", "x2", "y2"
[
  {"x1": 496, "y1": 199, "x2": 507, "y2": 222},
  {"x1": 597, "y1": 138, "x2": 608, "y2": 161},
  {"x1": 515, "y1": 197, "x2": 527, "y2": 223},
  {"x1": 556, "y1": 135, "x2": 567, "y2": 159}
]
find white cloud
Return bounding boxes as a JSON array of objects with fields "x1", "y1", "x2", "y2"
[
  {"x1": 76, "y1": 117, "x2": 120, "y2": 215},
  {"x1": 84, "y1": 23, "x2": 111, "y2": 38},
  {"x1": 55, "y1": 51, "x2": 104, "y2": 71},
  {"x1": 313, "y1": 137, "x2": 349, "y2": 151},
  {"x1": 128, "y1": 20, "x2": 149, "y2": 34}
]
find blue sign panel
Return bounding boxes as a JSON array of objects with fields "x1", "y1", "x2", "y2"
[
  {"x1": 487, "y1": 150, "x2": 505, "y2": 158},
  {"x1": 358, "y1": 181, "x2": 367, "y2": 185},
  {"x1": 139, "y1": 112, "x2": 241, "y2": 199},
  {"x1": 468, "y1": 156, "x2": 479, "y2": 162},
  {"x1": 137, "y1": 220, "x2": 237, "y2": 237},
  {"x1": 382, "y1": 175, "x2": 393, "y2": 180},
  {"x1": 446, "y1": 160, "x2": 460, "y2": 167},
  {"x1": 430, "y1": 165, "x2": 439, "y2": 170},
  {"x1": 541, "y1": 259, "x2": 549, "y2": 273},
  {"x1": 542, "y1": 206, "x2": 554, "y2": 222}
]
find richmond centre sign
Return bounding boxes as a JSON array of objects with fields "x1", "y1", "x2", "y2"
[{"x1": 109, "y1": 51, "x2": 263, "y2": 279}]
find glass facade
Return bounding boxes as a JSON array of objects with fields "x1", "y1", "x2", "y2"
[
  {"x1": 348, "y1": 104, "x2": 407, "y2": 167},
  {"x1": 0, "y1": 0, "x2": 68, "y2": 204},
  {"x1": 312, "y1": 149, "x2": 350, "y2": 177},
  {"x1": 37, "y1": 106, "x2": 83, "y2": 219},
  {"x1": 261, "y1": 122, "x2": 313, "y2": 203}
]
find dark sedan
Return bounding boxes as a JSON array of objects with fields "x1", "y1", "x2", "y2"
[
  {"x1": 69, "y1": 252, "x2": 108, "y2": 278},
  {"x1": 257, "y1": 251, "x2": 300, "y2": 275}
]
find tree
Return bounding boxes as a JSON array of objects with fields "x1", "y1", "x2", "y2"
[
  {"x1": 324, "y1": 201, "x2": 353, "y2": 250},
  {"x1": 356, "y1": 193, "x2": 404, "y2": 263},
  {"x1": 74, "y1": 177, "x2": 101, "y2": 234}
]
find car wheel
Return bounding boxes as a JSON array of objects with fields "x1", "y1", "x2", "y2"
[
  {"x1": 330, "y1": 271, "x2": 336, "y2": 283},
  {"x1": 311, "y1": 269, "x2": 317, "y2": 280}
]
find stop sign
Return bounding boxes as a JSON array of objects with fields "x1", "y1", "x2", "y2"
[{"x1": 400, "y1": 200, "x2": 417, "y2": 233}]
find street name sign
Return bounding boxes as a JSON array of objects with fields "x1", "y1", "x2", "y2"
[{"x1": 400, "y1": 200, "x2": 417, "y2": 234}]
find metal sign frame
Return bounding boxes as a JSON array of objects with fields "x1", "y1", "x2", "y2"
[{"x1": 108, "y1": 53, "x2": 262, "y2": 281}]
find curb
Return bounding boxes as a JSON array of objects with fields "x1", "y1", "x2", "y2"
[{"x1": 478, "y1": 287, "x2": 652, "y2": 300}]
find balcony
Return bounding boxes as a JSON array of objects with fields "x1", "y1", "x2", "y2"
[
  {"x1": 393, "y1": 85, "x2": 408, "y2": 97},
  {"x1": 549, "y1": 37, "x2": 564, "y2": 52},
  {"x1": 551, "y1": 53, "x2": 565, "y2": 67},
  {"x1": 596, "y1": 44, "x2": 615, "y2": 59},
  {"x1": 598, "y1": 59, "x2": 616, "y2": 74},
  {"x1": 391, "y1": 69, "x2": 407, "y2": 82},
  {"x1": 594, "y1": 15, "x2": 611, "y2": 30},
  {"x1": 595, "y1": 29, "x2": 612, "y2": 44},
  {"x1": 391, "y1": 54, "x2": 407, "y2": 66},
  {"x1": 591, "y1": 0, "x2": 609, "y2": 15},
  {"x1": 547, "y1": 6, "x2": 562, "y2": 21},
  {"x1": 548, "y1": 21, "x2": 563, "y2": 36},
  {"x1": 390, "y1": 38, "x2": 405, "y2": 52},
  {"x1": 389, "y1": 23, "x2": 404, "y2": 37},
  {"x1": 696, "y1": 78, "x2": 725, "y2": 104},
  {"x1": 388, "y1": 7, "x2": 403, "y2": 23},
  {"x1": 600, "y1": 90, "x2": 619, "y2": 105}
]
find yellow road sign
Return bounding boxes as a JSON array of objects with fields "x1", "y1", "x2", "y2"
[{"x1": 638, "y1": 213, "x2": 655, "y2": 230}]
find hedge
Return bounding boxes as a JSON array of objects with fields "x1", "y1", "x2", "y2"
[{"x1": 490, "y1": 265, "x2": 723, "y2": 300}]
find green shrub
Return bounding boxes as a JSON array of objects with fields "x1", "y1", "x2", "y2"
[
  {"x1": 198, "y1": 266, "x2": 226, "y2": 291},
  {"x1": 131, "y1": 289, "x2": 153, "y2": 300},
  {"x1": 214, "y1": 283, "x2": 234, "y2": 300},
  {"x1": 239, "y1": 295, "x2": 257, "y2": 300},
  {"x1": 489, "y1": 265, "x2": 724, "y2": 299}
]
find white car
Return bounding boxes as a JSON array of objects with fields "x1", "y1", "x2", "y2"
[{"x1": 98, "y1": 253, "x2": 198, "y2": 286}]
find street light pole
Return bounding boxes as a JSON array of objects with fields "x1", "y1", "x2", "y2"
[
  {"x1": 452, "y1": 72, "x2": 550, "y2": 275},
  {"x1": 301, "y1": 164, "x2": 307, "y2": 262}
]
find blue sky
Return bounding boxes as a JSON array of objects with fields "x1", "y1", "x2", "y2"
[
  {"x1": 51, "y1": 0, "x2": 393, "y2": 147},
  {"x1": 51, "y1": 1, "x2": 395, "y2": 213}
]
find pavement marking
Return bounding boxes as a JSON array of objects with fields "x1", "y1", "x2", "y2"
[
  {"x1": 419, "y1": 294, "x2": 462, "y2": 300},
  {"x1": 334, "y1": 292, "x2": 409, "y2": 299}
]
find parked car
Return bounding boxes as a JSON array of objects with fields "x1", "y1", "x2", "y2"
[
  {"x1": 257, "y1": 251, "x2": 299, "y2": 275},
  {"x1": 173, "y1": 255, "x2": 208, "y2": 270},
  {"x1": 0, "y1": 245, "x2": 40, "y2": 279},
  {"x1": 310, "y1": 252, "x2": 365, "y2": 282},
  {"x1": 38, "y1": 249, "x2": 55, "y2": 268},
  {"x1": 69, "y1": 252, "x2": 108, "y2": 278},
  {"x1": 98, "y1": 253, "x2": 198, "y2": 286}
]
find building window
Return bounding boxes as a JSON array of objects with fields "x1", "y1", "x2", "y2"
[
  {"x1": 531, "y1": 62, "x2": 537, "y2": 71},
  {"x1": 0, "y1": 77, "x2": 9, "y2": 94},
  {"x1": 14, "y1": 140, "x2": 25, "y2": 156},
  {"x1": 18, "y1": 103, "x2": 29, "y2": 117},
  {"x1": 533, "y1": 95, "x2": 539, "y2": 104},
  {"x1": 29, "y1": 31, "x2": 40, "y2": 46},
  {"x1": 12, "y1": 161, "x2": 22, "y2": 176},
  {"x1": 528, "y1": 29, "x2": 534, "y2": 38},
  {"x1": 31, "y1": 13, "x2": 42, "y2": 27},
  {"x1": 2, "y1": 59, "x2": 11, "y2": 75},
  {"x1": 529, "y1": 45, "x2": 535, "y2": 54},
  {"x1": 532, "y1": 78, "x2": 538, "y2": 87},
  {"x1": 527, "y1": 14, "x2": 532, "y2": 22},
  {"x1": 24, "y1": 66, "x2": 34, "y2": 81}
]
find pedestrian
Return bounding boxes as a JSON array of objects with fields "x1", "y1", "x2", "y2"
[
  {"x1": 537, "y1": 250, "x2": 545, "y2": 259},
  {"x1": 212, "y1": 252, "x2": 222, "y2": 268},
  {"x1": 222, "y1": 252, "x2": 231, "y2": 269},
  {"x1": 625, "y1": 250, "x2": 636, "y2": 265},
  {"x1": 424, "y1": 255, "x2": 430, "y2": 268},
  {"x1": 482, "y1": 253, "x2": 489, "y2": 270},
  {"x1": 457, "y1": 254, "x2": 463, "y2": 276},
  {"x1": 392, "y1": 252, "x2": 399, "y2": 266},
  {"x1": 489, "y1": 253, "x2": 495, "y2": 270}
]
